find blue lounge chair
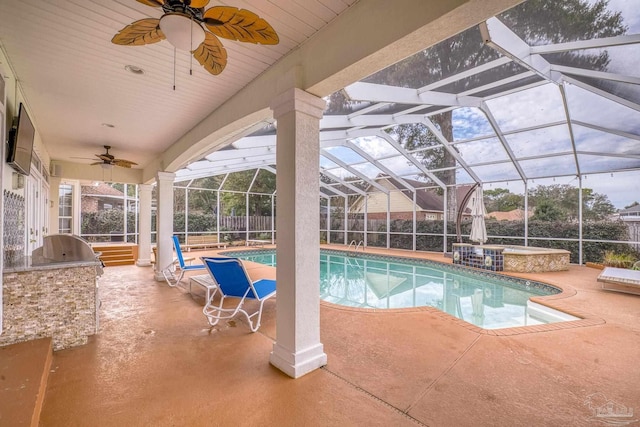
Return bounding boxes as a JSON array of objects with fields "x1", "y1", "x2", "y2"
[
  {"x1": 201, "y1": 257, "x2": 276, "y2": 332},
  {"x1": 162, "y1": 236, "x2": 206, "y2": 286}
]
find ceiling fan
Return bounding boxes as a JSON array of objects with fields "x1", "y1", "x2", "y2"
[
  {"x1": 111, "y1": 0, "x2": 279, "y2": 76},
  {"x1": 92, "y1": 146, "x2": 138, "y2": 168}
]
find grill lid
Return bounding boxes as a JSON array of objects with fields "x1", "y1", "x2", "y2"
[{"x1": 32, "y1": 234, "x2": 98, "y2": 264}]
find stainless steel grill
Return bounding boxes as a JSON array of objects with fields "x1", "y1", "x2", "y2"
[{"x1": 32, "y1": 234, "x2": 103, "y2": 275}]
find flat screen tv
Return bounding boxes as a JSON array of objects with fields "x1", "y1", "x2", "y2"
[{"x1": 7, "y1": 103, "x2": 34, "y2": 176}]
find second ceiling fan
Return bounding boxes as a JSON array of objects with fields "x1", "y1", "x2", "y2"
[{"x1": 92, "y1": 146, "x2": 138, "y2": 168}]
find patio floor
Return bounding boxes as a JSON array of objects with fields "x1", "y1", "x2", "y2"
[{"x1": 24, "y1": 247, "x2": 640, "y2": 425}]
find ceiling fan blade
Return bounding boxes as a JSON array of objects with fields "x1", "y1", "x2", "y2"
[
  {"x1": 136, "y1": 0, "x2": 165, "y2": 7},
  {"x1": 193, "y1": 33, "x2": 227, "y2": 75},
  {"x1": 90, "y1": 161, "x2": 104, "y2": 166},
  {"x1": 203, "y1": 7, "x2": 279, "y2": 45},
  {"x1": 113, "y1": 159, "x2": 138, "y2": 168},
  {"x1": 112, "y1": 19, "x2": 165, "y2": 46},
  {"x1": 190, "y1": 0, "x2": 210, "y2": 8},
  {"x1": 96, "y1": 154, "x2": 113, "y2": 161}
]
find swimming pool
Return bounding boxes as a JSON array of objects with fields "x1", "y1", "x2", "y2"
[{"x1": 221, "y1": 249, "x2": 578, "y2": 329}]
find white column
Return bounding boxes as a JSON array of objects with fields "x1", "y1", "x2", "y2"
[
  {"x1": 154, "y1": 172, "x2": 175, "y2": 281},
  {"x1": 269, "y1": 88, "x2": 327, "y2": 378},
  {"x1": 137, "y1": 184, "x2": 153, "y2": 267}
]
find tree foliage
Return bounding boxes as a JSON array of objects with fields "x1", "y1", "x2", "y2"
[
  {"x1": 218, "y1": 170, "x2": 276, "y2": 216},
  {"x1": 529, "y1": 184, "x2": 615, "y2": 221},
  {"x1": 484, "y1": 188, "x2": 524, "y2": 212},
  {"x1": 532, "y1": 199, "x2": 566, "y2": 221},
  {"x1": 483, "y1": 184, "x2": 615, "y2": 221}
]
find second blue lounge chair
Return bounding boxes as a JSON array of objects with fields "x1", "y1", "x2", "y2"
[
  {"x1": 162, "y1": 236, "x2": 206, "y2": 286},
  {"x1": 201, "y1": 257, "x2": 276, "y2": 332}
]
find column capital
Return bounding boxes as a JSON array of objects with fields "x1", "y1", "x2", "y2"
[
  {"x1": 139, "y1": 183, "x2": 153, "y2": 193},
  {"x1": 270, "y1": 88, "x2": 326, "y2": 120},
  {"x1": 156, "y1": 171, "x2": 175, "y2": 183}
]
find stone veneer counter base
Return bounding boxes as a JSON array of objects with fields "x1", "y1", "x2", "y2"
[{"x1": 1, "y1": 259, "x2": 99, "y2": 351}]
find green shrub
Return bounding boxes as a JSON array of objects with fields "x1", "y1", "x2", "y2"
[
  {"x1": 602, "y1": 251, "x2": 636, "y2": 268},
  {"x1": 379, "y1": 219, "x2": 639, "y2": 263}
]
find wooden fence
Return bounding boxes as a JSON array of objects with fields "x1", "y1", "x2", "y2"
[{"x1": 218, "y1": 216, "x2": 272, "y2": 231}]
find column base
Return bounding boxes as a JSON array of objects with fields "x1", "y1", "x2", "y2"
[
  {"x1": 154, "y1": 271, "x2": 166, "y2": 282},
  {"x1": 136, "y1": 259, "x2": 152, "y2": 267},
  {"x1": 270, "y1": 342, "x2": 327, "y2": 378}
]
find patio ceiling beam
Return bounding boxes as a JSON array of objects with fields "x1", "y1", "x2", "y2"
[
  {"x1": 479, "y1": 102, "x2": 527, "y2": 181},
  {"x1": 347, "y1": 102, "x2": 393, "y2": 118},
  {"x1": 205, "y1": 146, "x2": 275, "y2": 162},
  {"x1": 571, "y1": 120, "x2": 640, "y2": 142},
  {"x1": 479, "y1": 17, "x2": 560, "y2": 84},
  {"x1": 560, "y1": 74, "x2": 640, "y2": 113},
  {"x1": 206, "y1": 163, "x2": 276, "y2": 177},
  {"x1": 320, "y1": 181, "x2": 348, "y2": 197},
  {"x1": 193, "y1": 158, "x2": 275, "y2": 172},
  {"x1": 320, "y1": 128, "x2": 389, "y2": 145},
  {"x1": 377, "y1": 132, "x2": 446, "y2": 188},
  {"x1": 247, "y1": 169, "x2": 261, "y2": 193},
  {"x1": 231, "y1": 135, "x2": 277, "y2": 149},
  {"x1": 320, "y1": 151, "x2": 389, "y2": 194},
  {"x1": 345, "y1": 141, "x2": 416, "y2": 191},
  {"x1": 479, "y1": 80, "x2": 548, "y2": 102},
  {"x1": 418, "y1": 56, "x2": 513, "y2": 92},
  {"x1": 422, "y1": 118, "x2": 481, "y2": 183},
  {"x1": 389, "y1": 71, "x2": 538, "y2": 122},
  {"x1": 195, "y1": 155, "x2": 277, "y2": 171},
  {"x1": 320, "y1": 170, "x2": 367, "y2": 196},
  {"x1": 258, "y1": 166, "x2": 278, "y2": 196},
  {"x1": 321, "y1": 114, "x2": 429, "y2": 129},
  {"x1": 442, "y1": 119, "x2": 566, "y2": 146},
  {"x1": 530, "y1": 34, "x2": 640, "y2": 54},
  {"x1": 344, "y1": 82, "x2": 483, "y2": 108},
  {"x1": 186, "y1": 160, "x2": 217, "y2": 170},
  {"x1": 460, "y1": 70, "x2": 538, "y2": 97},
  {"x1": 550, "y1": 65, "x2": 640, "y2": 86},
  {"x1": 558, "y1": 84, "x2": 582, "y2": 177},
  {"x1": 221, "y1": 163, "x2": 276, "y2": 174},
  {"x1": 575, "y1": 151, "x2": 640, "y2": 160}
]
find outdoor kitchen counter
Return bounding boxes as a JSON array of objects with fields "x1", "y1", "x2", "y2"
[
  {"x1": 3, "y1": 255, "x2": 101, "y2": 273},
  {"x1": 1, "y1": 257, "x2": 101, "y2": 351}
]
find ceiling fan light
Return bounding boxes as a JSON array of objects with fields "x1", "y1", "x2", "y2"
[
  {"x1": 159, "y1": 12, "x2": 205, "y2": 51},
  {"x1": 101, "y1": 163, "x2": 114, "y2": 170}
]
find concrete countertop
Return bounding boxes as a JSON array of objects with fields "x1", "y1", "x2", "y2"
[{"x1": 3, "y1": 256, "x2": 102, "y2": 274}]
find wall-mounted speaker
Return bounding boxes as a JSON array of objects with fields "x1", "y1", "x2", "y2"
[{"x1": 50, "y1": 163, "x2": 62, "y2": 177}]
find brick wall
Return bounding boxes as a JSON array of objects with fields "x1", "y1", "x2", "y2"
[{"x1": 1, "y1": 266, "x2": 97, "y2": 351}]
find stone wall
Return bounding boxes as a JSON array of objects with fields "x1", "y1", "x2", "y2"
[
  {"x1": 504, "y1": 253, "x2": 570, "y2": 273},
  {"x1": 1, "y1": 266, "x2": 97, "y2": 351}
]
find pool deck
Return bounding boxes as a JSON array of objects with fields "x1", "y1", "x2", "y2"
[{"x1": 4, "y1": 245, "x2": 640, "y2": 426}]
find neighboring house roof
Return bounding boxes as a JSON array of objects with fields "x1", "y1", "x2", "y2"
[
  {"x1": 81, "y1": 183, "x2": 125, "y2": 197},
  {"x1": 619, "y1": 205, "x2": 640, "y2": 215},
  {"x1": 487, "y1": 209, "x2": 532, "y2": 221},
  {"x1": 384, "y1": 177, "x2": 474, "y2": 213}
]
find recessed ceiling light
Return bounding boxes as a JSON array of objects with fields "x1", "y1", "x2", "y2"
[
  {"x1": 124, "y1": 65, "x2": 145, "y2": 75},
  {"x1": 101, "y1": 123, "x2": 115, "y2": 128}
]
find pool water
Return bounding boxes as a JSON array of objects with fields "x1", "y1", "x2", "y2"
[{"x1": 222, "y1": 249, "x2": 578, "y2": 329}]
